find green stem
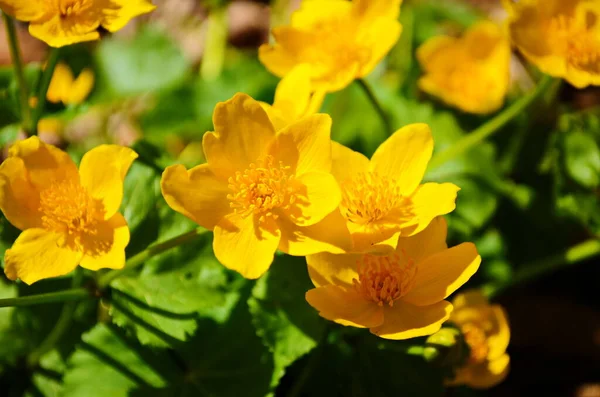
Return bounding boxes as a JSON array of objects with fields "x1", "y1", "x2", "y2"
[
  {"x1": 2, "y1": 14, "x2": 32, "y2": 133},
  {"x1": 27, "y1": 270, "x2": 83, "y2": 367},
  {"x1": 485, "y1": 238, "x2": 600, "y2": 298},
  {"x1": 97, "y1": 227, "x2": 207, "y2": 288},
  {"x1": 428, "y1": 74, "x2": 554, "y2": 170},
  {"x1": 356, "y1": 78, "x2": 393, "y2": 134},
  {"x1": 0, "y1": 288, "x2": 90, "y2": 308},
  {"x1": 31, "y1": 48, "x2": 60, "y2": 135}
]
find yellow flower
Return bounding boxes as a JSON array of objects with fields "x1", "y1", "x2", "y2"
[
  {"x1": 504, "y1": 0, "x2": 600, "y2": 88},
  {"x1": 0, "y1": 0, "x2": 156, "y2": 48},
  {"x1": 259, "y1": 0, "x2": 402, "y2": 93},
  {"x1": 306, "y1": 217, "x2": 481, "y2": 339},
  {"x1": 447, "y1": 290, "x2": 511, "y2": 389},
  {"x1": 47, "y1": 63, "x2": 95, "y2": 106},
  {"x1": 331, "y1": 124, "x2": 459, "y2": 251},
  {"x1": 260, "y1": 64, "x2": 325, "y2": 131},
  {"x1": 417, "y1": 21, "x2": 511, "y2": 114},
  {"x1": 0, "y1": 137, "x2": 137, "y2": 284},
  {"x1": 161, "y1": 93, "x2": 349, "y2": 279}
]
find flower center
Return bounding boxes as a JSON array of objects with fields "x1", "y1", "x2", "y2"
[
  {"x1": 340, "y1": 172, "x2": 408, "y2": 225},
  {"x1": 549, "y1": 14, "x2": 600, "y2": 72},
  {"x1": 461, "y1": 323, "x2": 489, "y2": 364},
  {"x1": 39, "y1": 180, "x2": 103, "y2": 237},
  {"x1": 227, "y1": 155, "x2": 296, "y2": 222},
  {"x1": 352, "y1": 252, "x2": 417, "y2": 307}
]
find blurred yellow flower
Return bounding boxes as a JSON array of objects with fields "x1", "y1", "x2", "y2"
[
  {"x1": 47, "y1": 63, "x2": 95, "y2": 106},
  {"x1": 447, "y1": 290, "x2": 511, "y2": 389},
  {"x1": 504, "y1": 0, "x2": 600, "y2": 88},
  {"x1": 259, "y1": 0, "x2": 402, "y2": 93},
  {"x1": 417, "y1": 21, "x2": 511, "y2": 114},
  {"x1": 331, "y1": 124, "x2": 459, "y2": 251},
  {"x1": 0, "y1": 0, "x2": 156, "y2": 48},
  {"x1": 260, "y1": 64, "x2": 325, "y2": 130},
  {"x1": 0, "y1": 137, "x2": 137, "y2": 284},
  {"x1": 161, "y1": 93, "x2": 349, "y2": 279},
  {"x1": 306, "y1": 217, "x2": 481, "y2": 339}
]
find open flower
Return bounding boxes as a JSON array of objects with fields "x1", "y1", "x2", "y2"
[
  {"x1": 260, "y1": 64, "x2": 325, "y2": 131},
  {"x1": 0, "y1": 137, "x2": 137, "y2": 284},
  {"x1": 47, "y1": 63, "x2": 95, "y2": 106},
  {"x1": 0, "y1": 0, "x2": 156, "y2": 48},
  {"x1": 447, "y1": 290, "x2": 511, "y2": 389},
  {"x1": 331, "y1": 123, "x2": 459, "y2": 251},
  {"x1": 306, "y1": 217, "x2": 480, "y2": 339},
  {"x1": 417, "y1": 21, "x2": 511, "y2": 114},
  {"x1": 504, "y1": 0, "x2": 600, "y2": 88},
  {"x1": 259, "y1": 0, "x2": 402, "y2": 93},
  {"x1": 161, "y1": 93, "x2": 349, "y2": 279}
]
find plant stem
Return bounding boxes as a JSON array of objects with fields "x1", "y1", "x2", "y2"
[
  {"x1": 97, "y1": 227, "x2": 207, "y2": 288},
  {"x1": 31, "y1": 48, "x2": 60, "y2": 135},
  {"x1": 287, "y1": 326, "x2": 330, "y2": 397},
  {"x1": 2, "y1": 14, "x2": 33, "y2": 133},
  {"x1": 356, "y1": 78, "x2": 393, "y2": 134},
  {"x1": 485, "y1": 238, "x2": 600, "y2": 298},
  {"x1": 428, "y1": 74, "x2": 554, "y2": 170},
  {"x1": 0, "y1": 288, "x2": 90, "y2": 308}
]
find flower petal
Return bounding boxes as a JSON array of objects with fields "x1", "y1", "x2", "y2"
[
  {"x1": 213, "y1": 213, "x2": 281, "y2": 279},
  {"x1": 370, "y1": 300, "x2": 452, "y2": 340},
  {"x1": 357, "y1": 18, "x2": 402, "y2": 78},
  {"x1": 47, "y1": 62, "x2": 74, "y2": 104},
  {"x1": 273, "y1": 64, "x2": 313, "y2": 122},
  {"x1": 306, "y1": 250, "x2": 360, "y2": 288},
  {"x1": 487, "y1": 306, "x2": 511, "y2": 361},
  {"x1": 0, "y1": 157, "x2": 42, "y2": 230},
  {"x1": 405, "y1": 182, "x2": 459, "y2": 236},
  {"x1": 79, "y1": 213, "x2": 129, "y2": 271},
  {"x1": 0, "y1": 0, "x2": 46, "y2": 20},
  {"x1": 331, "y1": 141, "x2": 370, "y2": 184},
  {"x1": 161, "y1": 164, "x2": 231, "y2": 230},
  {"x1": 4, "y1": 228, "x2": 82, "y2": 285},
  {"x1": 203, "y1": 93, "x2": 275, "y2": 179},
  {"x1": 65, "y1": 68, "x2": 95, "y2": 105},
  {"x1": 466, "y1": 354, "x2": 510, "y2": 389},
  {"x1": 258, "y1": 27, "x2": 312, "y2": 78},
  {"x1": 306, "y1": 285, "x2": 384, "y2": 328},
  {"x1": 286, "y1": 171, "x2": 341, "y2": 227},
  {"x1": 395, "y1": 216, "x2": 448, "y2": 264},
  {"x1": 352, "y1": 0, "x2": 402, "y2": 20},
  {"x1": 370, "y1": 123, "x2": 433, "y2": 195},
  {"x1": 79, "y1": 145, "x2": 138, "y2": 219},
  {"x1": 403, "y1": 243, "x2": 481, "y2": 306},
  {"x1": 28, "y1": 16, "x2": 101, "y2": 48},
  {"x1": 101, "y1": 0, "x2": 156, "y2": 32}
]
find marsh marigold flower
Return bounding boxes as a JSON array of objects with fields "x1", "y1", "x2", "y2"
[
  {"x1": 47, "y1": 63, "x2": 95, "y2": 106},
  {"x1": 0, "y1": 137, "x2": 137, "y2": 284},
  {"x1": 417, "y1": 21, "x2": 511, "y2": 114},
  {"x1": 259, "y1": 0, "x2": 402, "y2": 93},
  {"x1": 447, "y1": 290, "x2": 510, "y2": 389},
  {"x1": 161, "y1": 93, "x2": 350, "y2": 279},
  {"x1": 331, "y1": 123, "x2": 459, "y2": 251},
  {"x1": 306, "y1": 217, "x2": 481, "y2": 339},
  {"x1": 0, "y1": 0, "x2": 156, "y2": 48},
  {"x1": 504, "y1": 0, "x2": 600, "y2": 88}
]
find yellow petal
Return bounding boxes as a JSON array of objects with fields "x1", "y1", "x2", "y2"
[
  {"x1": 79, "y1": 213, "x2": 129, "y2": 271},
  {"x1": 278, "y1": 210, "x2": 352, "y2": 257},
  {"x1": 370, "y1": 123, "x2": 433, "y2": 195},
  {"x1": 416, "y1": 36, "x2": 456, "y2": 73},
  {"x1": 395, "y1": 216, "x2": 448, "y2": 264},
  {"x1": 370, "y1": 300, "x2": 452, "y2": 340},
  {"x1": 65, "y1": 68, "x2": 95, "y2": 105},
  {"x1": 101, "y1": 0, "x2": 157, "y2": 32},
  {"x1": 402, "y1": 243, "x2": 481, "y2": 306},
  {"x1": 286, "y1": 172, "x2": 341, "y2": 227},
  {"x1": 0, "y1": 0, "x2": 46, "y2": 20},
  {"x1": 47, "y1": 63, "x2": 74, "y2": 104},
  {"x1": 29, "y1": 16, "x2": 101, "y2": 48},
  {"x1": 466, "y1": 354, "x2": 510, "y2": 389},
  {"x1": 353, "y1": 0, "x2": 402, "y2": 20},
  {"x1": 306, "y1": 250, "x2": 360, "y2": 288},
  {"x1": 291, "y1": 0, "x2": 352, "y2": 27},
  {"x1": 161, "y1": 164, "x2": 231, "y2": 230},
  {"x1": 405, "y1": 182, "x2": 460, "y2": 236},
  {"x1": 487, "y1": 306, "x2": 511, "y2": 361},
  {"x1": 273, "y1": 64, "x2": 313, "y2": 122},
  {"x1": 0, "y1": 157, "x2": 42, "y2": 230},
  {"x1": 213, "y1": 214, "x2": 281, "y2": 279},
  {"x1": 79, "y1": 145, "x2": 138, "y2": 220},
  {"x1": 357, "y1": 18, "x2": 402, "y2": 78},
  {"x1": 258, "y1": 27, "x2": 314, "y2": 79},
  {"x1": 203, "y1": 93, "x2": 275, "y2": 179},
  {"x1": 331, "y1": 141, "x2": 370, "y2": 184},
  {"x1": 8, "y1": 136, "x2": 78, "y2": 190},
  {"x1": 305, "y1": 285, "x2": 384, "y2": 328},
  {"x1": 4, "y1": 228, "x2": 82, "y2": 285},
  {"x1": 269, "y1": 114, "x2": 333, "y2": 176},
  {"x1": 260, "y1": 102, "x2": 289, "y2": 132}
]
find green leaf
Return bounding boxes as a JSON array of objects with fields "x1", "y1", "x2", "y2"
[
  {"x1": 120, "y1": 161, "x2": 161, "y2": 234},
  {"x1": 563, "y1": 130, "x2": 600, "y2": 189},
  {"x1": 248, "y1": 256, "x2": 325, "y2": 393}
]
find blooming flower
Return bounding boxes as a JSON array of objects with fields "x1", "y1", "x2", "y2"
[
  {"x1": 161, "y1": 93, "x2": 349, "y2": 279},
  {"x1": 504, "y1": 0, "x2": 600, "y2": 88},
  {"x1": 417, "y1": 21, "x2": 511, "y2": 114},
  {"x1": 331, "y1": 123, "x2": 459, "y2": 251},
  {"x1": 306, "y1": 217, "x2": 480, "y2": 339},
  {"x1": 260, "y1": 64, "x2": 325, "y2": 131},
  {"x1": 447, "y1": 290, "x2": 510, "y2": 389},
  {"x1": 259, "y1": 0, "x2": 402, "y2": 93},
  {"x1": 0, "y1": 0, "x2": 156, "y2": 48},
  {"x1": 0, "y1": 137, "x2": 137, "y2": 284},
  {"x1": 47, "y1": 63, "x2": 95, "y2": 106}
]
